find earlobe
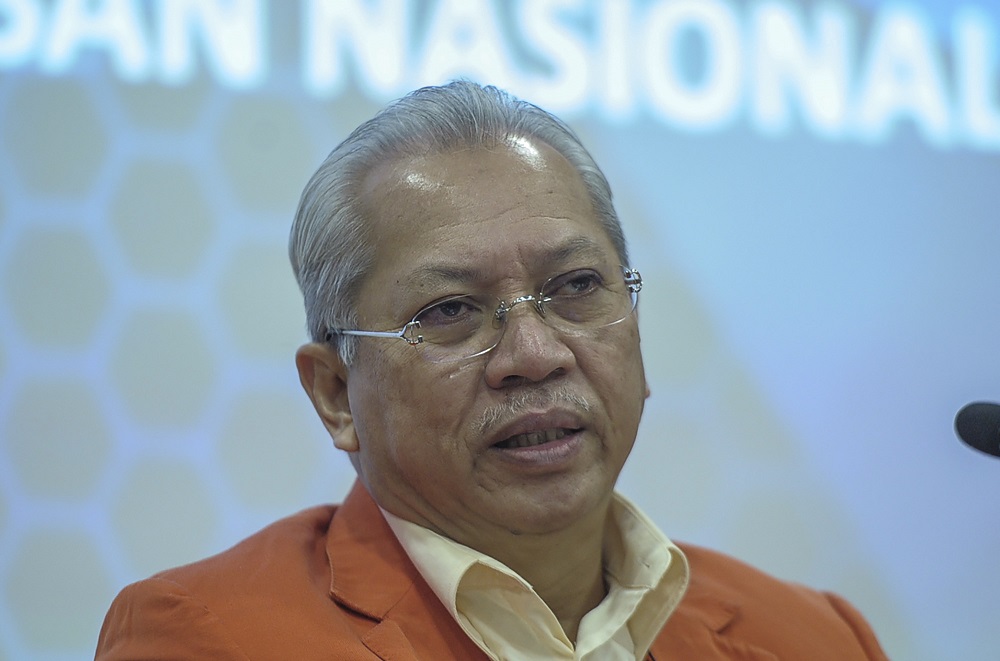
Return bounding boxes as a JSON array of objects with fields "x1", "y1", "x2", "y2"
[
  {"x1": 295, "y1": 343, "x2": 360, "y2": 453},
  {"x1": 328, "y1": 414, "x2": 360, "y2": 453}
]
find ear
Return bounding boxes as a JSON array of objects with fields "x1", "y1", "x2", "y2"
[{"x1": 295, "y1": 343, "x2": 359, "y2": 453}]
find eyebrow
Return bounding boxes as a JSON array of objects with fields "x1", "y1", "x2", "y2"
[
  {"x1": 404, "y1": 235, "x2": 612, "y2": 291},
  {"x1": 405, "y1": 264, "x2": 487, "y2": 291},
  {"x1": 547, "y1": 235, "x2": 610, "y2": 265}
]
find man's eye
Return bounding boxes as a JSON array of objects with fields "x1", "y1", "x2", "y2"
[
  {"x1": 436, "y1": 300, "x2": 469, "y2": 317},
  {"x1": 416, "y1": 297, "x2": 482, "y2": 327},
  {"x1": 547, "y1": 270, "x2": 603, "y2": 297}
]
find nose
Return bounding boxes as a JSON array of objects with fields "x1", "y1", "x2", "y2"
[{"x1": 483, "y1": 300, "x2": 576, "y2": 389}]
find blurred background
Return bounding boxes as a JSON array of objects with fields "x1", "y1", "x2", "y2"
[{"x1": 2, "y1": 1, "x2": 999, "y2": 659}]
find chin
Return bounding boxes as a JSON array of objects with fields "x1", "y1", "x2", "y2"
[{"x1": 491, "y1": 480, "x2": 611, "y2": 536}]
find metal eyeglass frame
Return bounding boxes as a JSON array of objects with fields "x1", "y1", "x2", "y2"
[{"x1": 326, "y1": 266, "x2": 642, "y2": 360}]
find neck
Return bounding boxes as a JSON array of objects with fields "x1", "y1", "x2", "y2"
[{"x1": 487, "y1": 511, "x2": 610, "y2": 642}]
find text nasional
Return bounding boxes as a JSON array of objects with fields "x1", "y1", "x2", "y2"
[{"x1": 3, "y1": 0, "x2": 999, "y2": 150}]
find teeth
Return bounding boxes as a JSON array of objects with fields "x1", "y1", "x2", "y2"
[{"x1": 499, "y1": 428, "x2": 569, "y2": 449}]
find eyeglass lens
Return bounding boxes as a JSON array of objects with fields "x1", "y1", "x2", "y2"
[{"x1": 411, "y1": 268, "x2": 638, "y2": 363}]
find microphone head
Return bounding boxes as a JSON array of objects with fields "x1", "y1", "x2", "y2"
[{"x1": 955, "y1": 402, "x2": 1000, "y2": 458}]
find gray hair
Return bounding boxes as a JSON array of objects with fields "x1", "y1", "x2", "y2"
[{"x1": 289, "y1": 80, "x2": 628, "y2": 364}]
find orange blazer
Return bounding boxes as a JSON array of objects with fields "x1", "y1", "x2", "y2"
[{"x1": 96, "y1": 481, "x2": 888, "y2": 660}]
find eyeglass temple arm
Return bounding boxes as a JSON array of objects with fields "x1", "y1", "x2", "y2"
[{"x1": 328, "y1": 321, "x2": 424, "y2": 345}]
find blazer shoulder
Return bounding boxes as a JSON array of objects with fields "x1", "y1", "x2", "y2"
[
  {"x1": 670, "y1": 542, "x2": 889, "y2": 661},
  {"x1": 152, "y1": 504, "x2": 339, "y2": 589},
  {"x1": 97, "y1": 505, "x2": 360, "y2": 660},
  {"x1": 96, "y1": 576, "x2": 251, "y2": 661}
]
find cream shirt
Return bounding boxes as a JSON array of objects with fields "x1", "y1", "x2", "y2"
[{"x1": 381, "y1": 493, "x2": 689, "y2": 661}]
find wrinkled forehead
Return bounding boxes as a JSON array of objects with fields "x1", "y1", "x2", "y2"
[
  {"x1": 359, "y1": 139, "x2": 608, "y2": 241},
  {"x1": 362, "y1": 137, "x2": 574, "y2": 203},
  {"x1": 354, "y1": 140, "x2": 619, "y2": 297}
]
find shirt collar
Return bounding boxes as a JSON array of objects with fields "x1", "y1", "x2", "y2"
[{"x1": 381, "y1": 492, "x2": 689, "y2": 660}]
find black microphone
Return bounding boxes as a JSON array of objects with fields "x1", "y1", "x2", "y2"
[{"x1": 955, "y1": 402, "x2": 1000, "y2": 458}]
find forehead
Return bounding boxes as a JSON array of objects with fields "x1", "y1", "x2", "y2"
[{"x1": 357, "y1": 140, "x2": 618, "y2": 296}]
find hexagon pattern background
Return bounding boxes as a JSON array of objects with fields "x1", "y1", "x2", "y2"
[
  {"x1": 0, "y1": 63, "x2": 361, "y2": 659},
  {"x1": 2, "y1": 3, "x2": 1000, "y2": 661}
]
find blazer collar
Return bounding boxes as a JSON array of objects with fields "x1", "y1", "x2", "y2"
[
  {"x1": 325, "y1": 480, "x2": 416, "y2": 619},
  {"x1": 325, "y1": 481, "x2": 488, "y2": 660}
]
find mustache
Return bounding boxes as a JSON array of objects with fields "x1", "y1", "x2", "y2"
[{"x1": 477, "y1": 387, "x2": 592, "y2": 436}]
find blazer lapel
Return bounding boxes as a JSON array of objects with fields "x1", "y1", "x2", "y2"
[{"x1": 326, "y1": 481, "x2": 488, "y2": 661}]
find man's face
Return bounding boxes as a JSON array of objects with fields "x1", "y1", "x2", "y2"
[{"x1": 343, "y1": 139, "x2": 647, "y2": 550}]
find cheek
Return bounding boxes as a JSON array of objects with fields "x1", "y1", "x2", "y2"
[
  {"x1": 581, "y1": 328, "x2": 646, "y2": 429},
  {"x1": 349, "y1": 349, "x2": 481, "y2": 465},
  {"x1": 346, "y1": 347, "x2": 411, "y2": 448},
  {"x1": 591, "y1": 321, "x2": 643, "y2": 374}
]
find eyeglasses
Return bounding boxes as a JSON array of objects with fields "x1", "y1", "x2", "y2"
[{"x1": 327, "y1": 266, "x2": 642, "y2": 363}]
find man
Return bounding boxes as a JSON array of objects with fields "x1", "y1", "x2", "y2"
[{"x1": 96, "y1": 81, "x2": 888, "y2": 660}]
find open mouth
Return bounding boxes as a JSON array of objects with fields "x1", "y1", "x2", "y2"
[{"x1": 494, "y1": 428, "x2": 579, "y2": 449}]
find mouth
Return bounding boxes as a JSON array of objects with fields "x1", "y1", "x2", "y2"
[{"x1": 493, "y1": 427, "x2": 581, "y2": 449}]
